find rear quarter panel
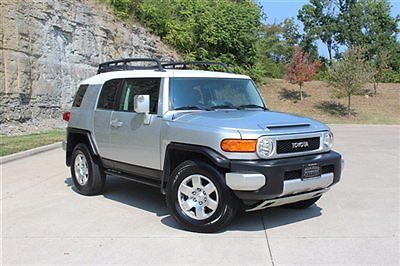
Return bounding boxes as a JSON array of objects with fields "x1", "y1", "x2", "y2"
[{"x1": 68, "y1": 84, "x2": 101, "y2": 133}]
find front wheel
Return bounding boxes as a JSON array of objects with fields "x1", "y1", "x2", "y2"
[{"x1": 166, "y1": 160, "x2": 237, "y2": 233}]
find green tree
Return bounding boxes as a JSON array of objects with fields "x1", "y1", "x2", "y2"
[
  {"x1": 328, "y1": 46, "x2": 373, "y2": 116},
  {"x1": 335, "y1": 0, "x2": 364, "y2": 47},
  {"x1": 298, "y1": 0, "x2": 338, "y2": 63},
  {"x1": 135, "y1": 0, "x2": 262, "y2": 79},
  {"x1": 372, "y1": 51, "x2": 390, "y2": 95},
  {"x1": 362, "y1": 0, "x2": 399, "y2": 82},
  {"x1": 253, "y1": 18, "x2": 315, "y2": 79},
  {"x1": 299, "y1": 0, "x2": 399, "y2": 76},
  {"x1": 335, "y1": 0, "x2": 399, "y2": 72}
]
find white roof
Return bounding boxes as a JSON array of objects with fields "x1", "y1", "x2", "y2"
[{"x1": 81, "y1": 69, "x2": 251, "y2": 85}]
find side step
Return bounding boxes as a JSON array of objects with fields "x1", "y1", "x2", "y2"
[{"x1": 105, "y1": 170, "x2": 161, "y2": 188}]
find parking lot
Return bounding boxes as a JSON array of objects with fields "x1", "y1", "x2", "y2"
[{"x1": 1, "y1": 125, "x2": 399, "y2": 265}]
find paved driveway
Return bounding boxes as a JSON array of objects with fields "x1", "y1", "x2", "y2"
[{"x1": 1, "y1": 125, "x2": 399, "y2": 265}]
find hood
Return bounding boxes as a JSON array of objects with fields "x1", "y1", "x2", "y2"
[{"x1": 172, "y1": 110, "x2": 328, "y2": 135}]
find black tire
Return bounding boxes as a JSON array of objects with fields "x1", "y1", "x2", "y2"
[
  {"x1": 283, "y1": 196, "x2": 321, "y2": 209},
  {"x1": 166, "y1": 160, "x2": 237, "y2": 233},
  {"x1": 70, "y1": 143, "x2": 105, "y2": 195}
]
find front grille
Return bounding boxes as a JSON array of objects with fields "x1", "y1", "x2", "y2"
[{"x1": 276, "y1": 137, "x2": 320, "y2": 154}]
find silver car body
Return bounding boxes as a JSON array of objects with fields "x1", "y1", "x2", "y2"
[{"x1": 68, "y1": 69, "x2": 342, "y2": 210}]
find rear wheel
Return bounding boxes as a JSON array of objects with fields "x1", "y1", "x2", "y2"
[
  {"x1": 283, "y1": 196, "x2": 321, "y2": 209},
  {"x1": 71, "y1": 143, "x2": 105, "y2": 195},
  {"x1": 166, "y1": 160, "x2": 237, "y2": 233}
]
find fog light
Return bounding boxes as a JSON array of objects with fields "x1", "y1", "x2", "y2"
[{"x1": 257, "y1": 137, "x2": 274, "y2": 158}]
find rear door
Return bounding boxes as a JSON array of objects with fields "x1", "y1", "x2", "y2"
[
  {"x1": 109, "y1": 78, "x2": 162, "y2": 170},
  {"x1": 93, "y1": 79, "x2": 123, "y2": 159}
]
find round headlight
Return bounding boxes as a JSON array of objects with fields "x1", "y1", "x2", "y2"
[
  {"x1": 324, "y1": 131, "x2": 334, "y2": 149},
  {"x1": 257, "y1": 137, "x2": 274, "y2": 158}
]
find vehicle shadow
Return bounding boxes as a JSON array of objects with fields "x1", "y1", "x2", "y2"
[{"x1": 64, "y1": 176, "x2": 322, "y2": 232}]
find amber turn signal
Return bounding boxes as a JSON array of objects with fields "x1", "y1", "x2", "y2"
[{"x1": 220, "y1": 139, "x2": 257, "y2": 152}]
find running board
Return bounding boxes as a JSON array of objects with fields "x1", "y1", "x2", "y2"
[
  {"x1": 245, "y1": 188, "x2": 329, "y2": 212},
  {"x1": 105, "y1": 170, "x2": 161, "y2": 188}
]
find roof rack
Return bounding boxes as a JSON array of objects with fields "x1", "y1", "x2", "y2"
[
  {"x1": 97, "y1": 58, "x2": 165, "y2": 74},
  {"x1": 161, "y1": 61, "x2": 232, "y2": 73},
  {"x1": 97, "y1": 58, "x2": 232, "y2": 74}
]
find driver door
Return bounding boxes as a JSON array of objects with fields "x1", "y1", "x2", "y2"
[{"x1": 108, "y1": 78, "x2": 162, "y2": 170}]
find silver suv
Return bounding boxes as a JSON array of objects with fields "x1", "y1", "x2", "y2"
[{"x1": 64, "y1": 58, "x2": 343, "y2": 232}]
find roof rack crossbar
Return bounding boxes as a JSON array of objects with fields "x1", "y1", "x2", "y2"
[
  {"x1": 97, "y1": 58, "x2": 165, "y2": 73},
  {"x1": 161, "y1": 61, "x2": 232, "y2": 73}
]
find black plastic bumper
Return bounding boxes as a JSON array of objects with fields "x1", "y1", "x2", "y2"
[{"x1": 230, "y1": 151, "x2": 342, "y2": 201}]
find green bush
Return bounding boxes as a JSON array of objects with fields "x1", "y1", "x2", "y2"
[
  {"x1": 382, "y1": 70, "x2": 400, "y2": 83},
  {"x1": 106, "y1": 0, "x2": 264, "y2": 82},
  {"x1": 103, "y1": 0, "x2": 133, "y2": 19}
]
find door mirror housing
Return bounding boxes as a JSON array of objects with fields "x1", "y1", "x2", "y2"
[
  {"x1": 134, "y1": 95, "x2": 151, "y2": 125},
  {"x1": 134, "y1": 95, "x2": 150, "y2": 114}
]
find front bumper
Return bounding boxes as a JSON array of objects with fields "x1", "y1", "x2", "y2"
[
  {"x1": 227, "y1": 151, "x2": 342, "y2": 202},
  {"x1": 246, "y1": 188, "x2": 329, "y2": 212}
]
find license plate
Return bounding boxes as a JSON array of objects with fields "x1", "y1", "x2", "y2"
[{"x1": 302, "y1": 163, "x2": 321, "y2": 179}]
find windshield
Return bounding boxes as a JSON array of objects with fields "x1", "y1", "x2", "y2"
[{"x1": 170, "y1": 78, "x2": 266, "y2": 111}]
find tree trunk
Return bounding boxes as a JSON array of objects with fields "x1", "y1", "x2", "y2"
[
  {"x1": 373, "y1": 79, "x2": 378, "y2": 95},
  {"x1": 299, "y1": 84, "x2": 303, "y2": 101},
  {"x1": 347, "y1": 94, "x2": 351, "y2": 117},
  {"x1": 327, "y1": 44, "x2": 332, "y2": 65}
]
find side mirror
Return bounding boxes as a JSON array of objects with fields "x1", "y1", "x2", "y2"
[
  {"x1": 134, "y1": 95, "x2": 151, "y2": 125},
  {"x1": 134, "y1": 95, "x2": 150, "y2": 114}
]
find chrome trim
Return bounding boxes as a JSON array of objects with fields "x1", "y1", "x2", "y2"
[
  {"x1": 246, "y1": 188, "x2": 329, "y2": 212},
  {"x1": 281, "y1": 173, "x2": 334, "y2": 196},
  {"x1": 225, "y1": 172, "x2": 266, "y2": 191},
  {"x1": 257, "y1": 131, "x2": 329, "y2": 159}
]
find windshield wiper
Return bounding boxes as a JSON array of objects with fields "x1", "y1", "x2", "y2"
[
  {"x1": 209, "y1": 104, "x2": 238, "y2": 110},
  {"x1": 237, "y1": 104, "x2": 268, "y2": 110},
  {"x1": 174, "y1": 105, "x2": 207, "y2": 111}
]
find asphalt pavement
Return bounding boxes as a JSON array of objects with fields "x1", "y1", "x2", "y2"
[{"x1": 1, "y1": 125, "x2": 399, "y2": 265}]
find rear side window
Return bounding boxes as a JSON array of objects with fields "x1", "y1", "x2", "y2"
[
  {"x1": 97, "y1": 79, "x2": 124, "y2": 110},
  {"x1": 117, "y1": 78, "x2": 161, "y2": 114},
  {"x1": 72, "y1": 85, "x2": 88, "y2": 107}
]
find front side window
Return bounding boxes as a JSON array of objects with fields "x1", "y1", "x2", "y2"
[
  {"x1": 170, "y1": 78, "x2": 265, "y2": 110},
  {"x1": 117, "y1": 78, "x2": 161, "y2": 114}
]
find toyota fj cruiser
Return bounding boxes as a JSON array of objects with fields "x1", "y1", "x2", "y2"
[{"x1": 63, "y1": 58, "x2": 343, "y2": 232}]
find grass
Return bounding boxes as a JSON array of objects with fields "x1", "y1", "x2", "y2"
[
  {"x1": 0, "y1": 130, "x2": 66, "y2": 156},
  {"x1": 259, "y1": 79, "x2": 400, "y2": 124}
]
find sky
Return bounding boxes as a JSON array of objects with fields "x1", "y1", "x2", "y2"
[{"x1": 258, "y1": 0, "x2": 400, "y2": 58}]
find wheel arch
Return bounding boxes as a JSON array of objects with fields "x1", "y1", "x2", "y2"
[
  {"x1": 161, "y1": 142, "x2": 230, "y2": 194},
  {"x1": 66, "y1": 127, "x2": 99, "y2": 167}
]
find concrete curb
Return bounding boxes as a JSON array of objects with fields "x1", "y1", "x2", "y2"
[{"x1": 0, "y1": 142, "x2": 62, "y2": 165}]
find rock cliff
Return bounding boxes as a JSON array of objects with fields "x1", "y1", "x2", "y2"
[{"x1": 0, "y1": 0, "x2": 179, "y2": 130}]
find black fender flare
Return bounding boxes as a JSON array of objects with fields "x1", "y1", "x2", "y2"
[
  {"x1": 161, "y1": 142, "x2": 231, "y2": 194},
  {"x1": 66, "y1": 127, "x2": 99, "y2": 166}
]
